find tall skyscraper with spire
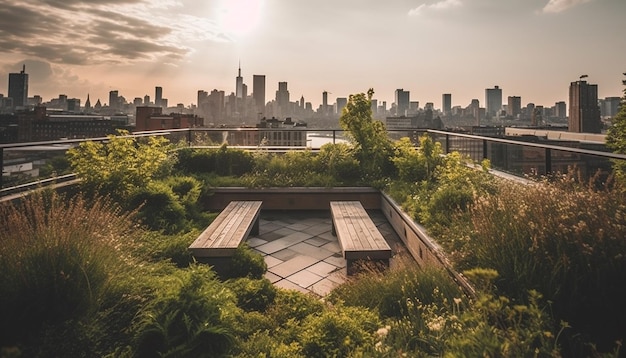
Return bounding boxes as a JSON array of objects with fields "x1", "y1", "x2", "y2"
[
  {"x1": 8, "y1": 64, "x2": 28, "y2": 108},
  {"x1": 236, "y1": 62, "x2": 244, "y2": 99}
]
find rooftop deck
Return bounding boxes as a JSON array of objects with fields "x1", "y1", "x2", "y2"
[{"x1": 247, "y1": 210, "x2": 409, "y2": 296}]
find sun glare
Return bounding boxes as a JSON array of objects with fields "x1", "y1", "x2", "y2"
[{"x1": 217, "y1": 0, "x2": 263, "y2": 38}]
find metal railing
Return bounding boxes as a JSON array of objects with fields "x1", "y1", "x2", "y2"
[{"x1": 2, "y1": 127, "x2": 625, "y2": 195}]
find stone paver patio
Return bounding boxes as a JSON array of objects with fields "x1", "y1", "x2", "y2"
[{"x1": 245, "y1": 210, "x2": 407, "y2": 297}]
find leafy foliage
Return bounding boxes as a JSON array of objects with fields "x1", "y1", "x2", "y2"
[
  {"x1": 605, "y1": 75, "x2": 626, "y2": 186},
  {"x1": 340, "y1": 89, "x2": 395, "y2": 182},
  {"x1": 176, "y1": 145, "x2": 255, "y2": 176},
  {"x1": 227, "y1": 278, "x2": 277, "y2": 312},
  {"x1": 132, "y1": 265, "x2": 236, "y2": 358},
  {"x1": 67, "y1": 130, "x2": 172, "y2": 201}
]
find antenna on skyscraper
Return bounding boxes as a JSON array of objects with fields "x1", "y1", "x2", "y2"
[{"x1": 579, "y1": 74, "x2": 588, "y2": 79}]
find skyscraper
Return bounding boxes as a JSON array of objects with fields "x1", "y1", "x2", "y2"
[
  {"x1": 485, "y1": 85, "x2": 502, "y2": 118},
  {"x1": 507, "y1": 96, "x2": 521, "y2": 118},
  {"x1": 155, "y1": 86, "x2": 163, "y2": 107},
  {"x1": 109, "y1": 90, "x2": 119, "y2": 110},
  {"x1": 395, "y1": 89, "x2": 410, "y2": 116},
  {"x1": 253, "y1": 75, "x2": 266, "y2": 115},
  {"x1": 569, "y1": 80, "x2": 601, "y2": 133},
  {"x1": 8, "y1": 65, "x2": 28, "y2": 108},
  {"x1": 442, "y1": 93, "x2": 451, "y2": 116},
  {"x1": 236, "y1": 63, "x2": 244, "y2": 99}
]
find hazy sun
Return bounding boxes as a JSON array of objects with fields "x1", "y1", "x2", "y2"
[{"x1": 217, "y1": 0, "x2": 263, "y2": 38}]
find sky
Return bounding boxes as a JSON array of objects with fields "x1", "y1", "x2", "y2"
[{"x1": 0, "y1": 0, "x2": 624, "y2": 110}]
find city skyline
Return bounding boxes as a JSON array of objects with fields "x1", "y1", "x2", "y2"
[{"x1": 0, "y1": 0, "x2": 625, "y2": 110}]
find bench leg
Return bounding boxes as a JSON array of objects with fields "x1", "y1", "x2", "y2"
[
  {"x1": 251, "y1": 217, "x2": 260, "y2": 236},
  {"x1": 331, "y1": 222, "x2": 336, "y2": 236}
]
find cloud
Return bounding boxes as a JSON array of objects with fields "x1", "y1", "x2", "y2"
[
  {"x1": 542, "y1": 0, "x2": 593, "y2": 13},
  {"x1": 408, "y1": 0, "x2": 462, "y2": 16},
  {"x1": 0, "y1": 1, "x2": 223, "y2": 67}
]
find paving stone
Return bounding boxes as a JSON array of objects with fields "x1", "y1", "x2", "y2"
[
  {"x1": 246, "y1": 237, "x2": 267, "y2": 248},
  {"x1": 304, "y1": 236, "x2": 331, "y2": 247},
  {"x1": 264, "y1": 271, "x2": 282, "y2": 283},
  {"x1": 326, "y1": 270, "x2": 347, "y2": 285},
  {"x1": 317, "y1": 231, "x2": 336, "y2": 241},
  {"x1": 286, "y1": 270, "x2": 323, "y2": 288},
  {"x1": 290, "y1": 242, "x2": 334, "y2": 260},
  {"x1": 321, "y1": 241, "x2": 340, "y2": 252},
  {"x1": 271, "y1": 248, "x2": 298, "y2": 261},
  {"x1": 274, "y1": 227, "x2": 298, "y2": 236},
  {"x1": 286, "y1": 222, "x2": 312, "y2": 231},
  {"x1": 274, "y1": 279, "x2": 309, "y2": 294},
  {"x1": 323, "y1": 255, "x2": 347, "y2": 269},
  {"x1": 302, "y1": 224, "x2": 331, "y2": 236},
  {"x1": 280, "y1": 231, "x2": 314, "y2": 244},
  {"x1": 255, "y1": 239, "x2": 294, "y2": 254},
  {"x1": 259, "y1": 231, "x2": 282, "y2": 242},
  {"x1": 306, "y1": 261, "x2": 338, "y2": 276},
  {"x1": 259, "y1": 222, "x2": 281, "y2": 234},
  {"x1": 310, "y1": 278, "x2": 340, "y2": 296},
  {"x1": 264, "y1": 255, "x2": 283, "y2": 268},
  {"x1": 269, "y1": 255, "x2": 318, "y2": 278}
]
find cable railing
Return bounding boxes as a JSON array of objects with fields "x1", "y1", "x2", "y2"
[{"x1": 2, "y1": 127, "x2": 625, "y2": 195}]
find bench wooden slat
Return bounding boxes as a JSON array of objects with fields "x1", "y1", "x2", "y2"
[
  {"x1": 189, "y1": 201, "x2": 262, "y2": 257},
  {"x1": 330, "y1": 201, "x2": 392, "y2": 261}
]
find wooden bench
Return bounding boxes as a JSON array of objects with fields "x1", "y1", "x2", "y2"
[
  {"x1": 330, "y1": 201, "x2": 392, "y2": 275},
  {"x1": 189, "y1": 201, "x2": 262, "y2": 263}
]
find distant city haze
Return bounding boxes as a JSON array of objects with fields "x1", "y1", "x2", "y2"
[{"x1": 0, "y1": 0, "x2": 624, "y2": 109}]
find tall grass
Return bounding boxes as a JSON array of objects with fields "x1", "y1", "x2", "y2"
[
  {"x1": 450, "y1": 176, "x2": 626, "y2": 353},
  {"x1": 0, "y1": 190, "x2": 139, "y2": 345}
]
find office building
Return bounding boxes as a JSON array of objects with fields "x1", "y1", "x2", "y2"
[
  {"x1": 442, "y1": 94, "x2": 451, "y2": 116},
  {"x1": 253, "y1": 75, "x2": 266, "y2": 115},
  {"x1": 555, "y1": 101, "x2": 567, "y2": 119},
  {"x1": 8, "y1": 65, "x2": 28, "y2": 108},
  {"x1": 507, "y1": 96, "x2": 522, "y2": 118},
  {"x1": 335, "y1": 97, "x2": 347, "y2": 115},
  {"x1": 569, "y1": 80, "x2": 601, "y2": 133},
  {"x1": 109, "y1": 91, "x2": 119, "y2": 110},
  {"x1": 395, "y1": 89, "x2": 410, "y2": 116},
  {"x1": 236, "y1": 64, "x2": 244, "y2": 99},
  {"x1": 155, "y1": 86, "x2": 163, "y2": 107},
  {"x1": 485, "y1": 85, "x2": 502, "y2": 118}
]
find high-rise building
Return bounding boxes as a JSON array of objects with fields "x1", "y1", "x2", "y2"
[
  {"x1": 335, "y1": 97, "x2": 347, "y2": 115},
  {"x1": 276, "y1": 82, "x2": 289, "y2": 114},
  {"x1": 155, "y1": 86, "x2": 163, "y2": 107},
  {"x1": 485, "y1": 85, "x2": 502, "y2": 118},
  {"x1": 253, "y1": 75, "x2": 265, "y2": 115},
  {"x1": 8, "y1": 65, "x2": 28, "y2": 108},
  {"x1": 236, "y1": 64, "x2": 244, "y2": 99},
  {"x1": 109, "y1": 90, "x2": 119, "y2": 110},
  {"x1": 442, "y1": 93, "x2": 451, "y2": 116},
  {"x1": 555, "y1": 101, "x2": 567, "y2": 119},
  {"x1": 507, "y1": 96, "x2": 521, "y2": 118},
  {"x1": 395, "y1": 89, "x2": 410, "y2": 116},
  {"x1": 569, "y1": 80, "x2": 601, "y2": 133},
  {"x1": 601, "y1": 97, "x2": 621, "y2": 118}
]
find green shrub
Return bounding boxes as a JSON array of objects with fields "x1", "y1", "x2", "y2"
[
  {"x1": 220, "y1": 244, "x2": 268, "y2": 280},
  {"x1": 67, "y1": 130, "x2": 172, "y2": 202},
  {"x1": 300, "y1": 303, "x2": 381, "y2": 358},
  {"x1": 136, "y1": 230, "x2": 198, "y2": 267},
  {"x1": 329, "y1": 264, "x2": 463, "y2": 319},
  {"x1": 267, "y1": 289, "x2": 325, "y2": 325},
  {"x1": 316, "y1": 143, "x2": 361, "y2": 184},
  {"x1": 176, "y1": 145, "x2": 254, "y2": 176},
  {"x1": 228, "y1": 278, "x2": 277, "y2": 312},
  {"x1": 129, "y1": 181, "x2": 189, "y2": 234},
  {"x1": 132, "y1": 264, "x2": 237, "y2": 358}
]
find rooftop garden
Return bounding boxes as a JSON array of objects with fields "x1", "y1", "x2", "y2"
[{"x1": 1, "y1": 89, "x2": 625, "y2": 357}]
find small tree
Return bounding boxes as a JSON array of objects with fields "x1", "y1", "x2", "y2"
[
  {"x1": 605, "y1": 73, "x2": 626, "y2": 185},
  {"x1": 339, "y1": 89, "x2": 395, "y2": 182}
]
